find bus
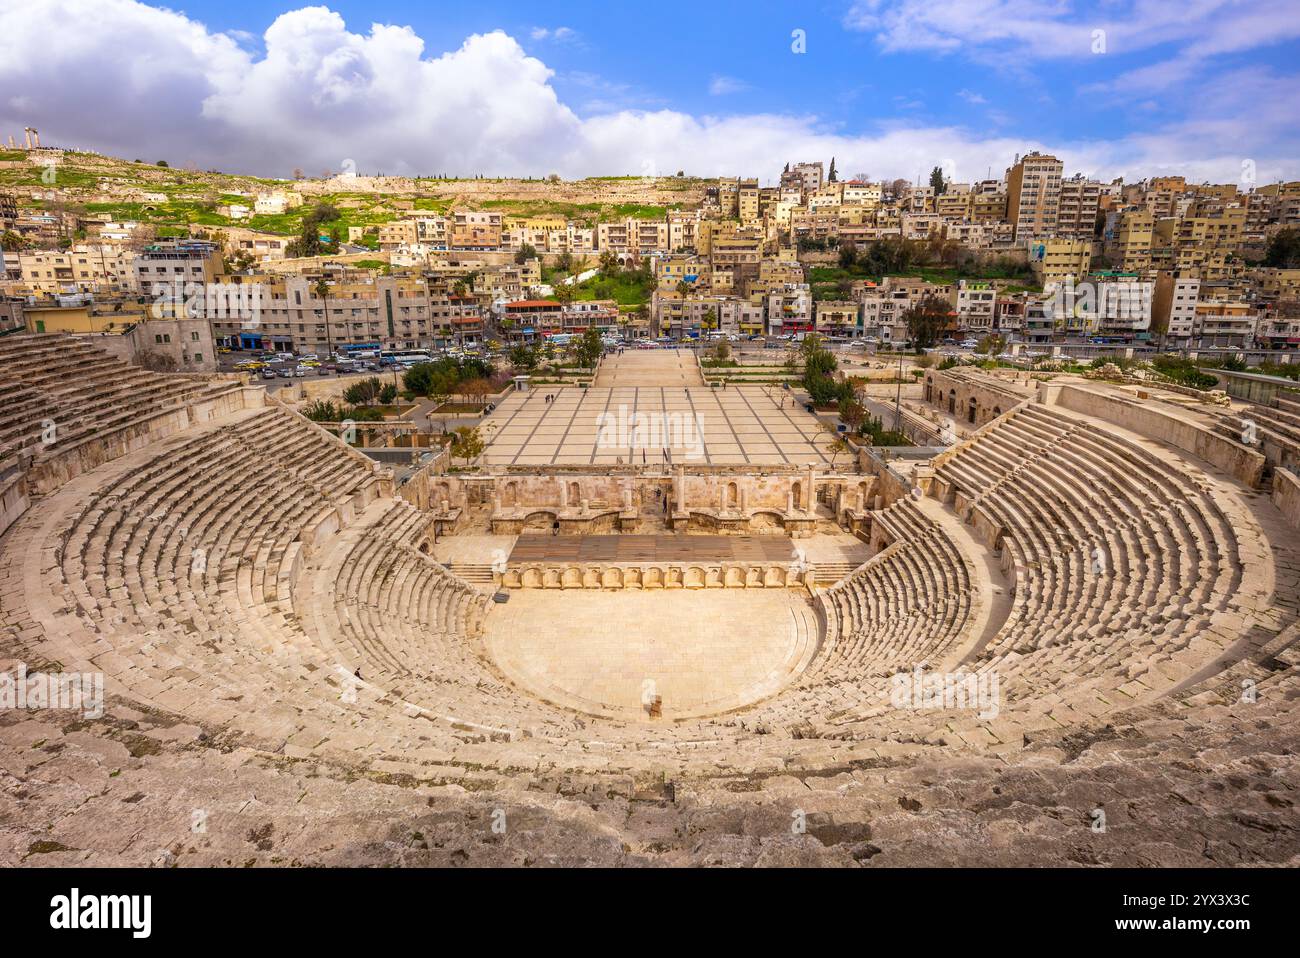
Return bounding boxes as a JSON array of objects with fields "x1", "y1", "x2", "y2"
[{"x1": 380, "y1": 349, "x2": 433, "y2": 367}]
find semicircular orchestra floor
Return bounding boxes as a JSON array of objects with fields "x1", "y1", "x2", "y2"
[{"x1": 482, "y1": 589, "x2": 820, "y2": 721}]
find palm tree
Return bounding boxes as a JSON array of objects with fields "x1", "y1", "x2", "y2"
[{"x1": 314, "y1": 278, "x2": 335, "y2": 361}]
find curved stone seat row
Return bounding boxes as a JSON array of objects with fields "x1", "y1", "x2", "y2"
[
  {"x1": 935, "y1": 402, "x2": 1248, "y2": 704},
  {"x1": 814, "y1": 498, "x2": 973, "y2": 681},
  {"x1": 0, "y1": 333, "x2": 239, "y2": 470}
]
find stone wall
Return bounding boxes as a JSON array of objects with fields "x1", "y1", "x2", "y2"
[
  {"x1": 1273, "y1": 467, "x2": 1300, "y2": 530},
  {"x1": 29, "y1": 384, "x2": 263, "y2": 495},
  {"x1": 921, "y1": 368, "x2": 1027, "y2": 430},
  {"x1": 486, "y1": 468, "x2": 855, "y2": 537},
  {"x1": 0, "y1": 468, "x2": 27, "y2": 540},
  {"x1": 1047, "y1": 383, "x2": 1267, "y2": 488}
]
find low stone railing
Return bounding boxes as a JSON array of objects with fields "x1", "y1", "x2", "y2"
[{"x1": 500, "y1": 562, "x2": 810, "y2": 590}]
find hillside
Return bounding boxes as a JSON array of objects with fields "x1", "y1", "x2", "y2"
[{"x1": 0, "y1": 148, "x2": 710, "y2": 241}]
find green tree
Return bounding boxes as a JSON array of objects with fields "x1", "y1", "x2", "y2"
[
  {"x1": 822, "y1": 423, "x2": 849, "y2": 467},
  {"x1": 514, "y1": 243, "x2": 537, "y2": 265},
  {"x1": 509, "y1": 344, "x2": 538, "y2": 370},
  {"x1": 838, "y1": 396, "x2": 867, "y2": 432},
  {"x1": 903, "y1": 294, "x2": 951, "y2": 350},
  {"x1": 451, "y1": 425, "x2": 485, "y2": 465},
  {"x1": 344, "y1": 377, "x2": 382, "y2": 406},
  {"x1": 1264, "y1": 227, "x2": 1300, "y2": 269},
  {"x1": 574, "y1": 327, "x2": 603, "y2": 368},
  {"x1": 378, "y1": 383, "x2": 398, "y2": 405},
  {"x1": 929, "y1": 166, "x2": 946, "y2": 195}
]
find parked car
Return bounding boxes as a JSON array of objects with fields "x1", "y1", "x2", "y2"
[
  {"x1": 260, "y1": 368, "x2": 277, "y2": 380},
  {"x1": 317, "y1": 365, "x2": 334, "y2": 375},
  {"x1": 277, "y1": 369, "x2": 293, "y2": 379}
]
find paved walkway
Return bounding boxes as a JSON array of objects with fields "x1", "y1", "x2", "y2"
[{"x1": 595, "y1": 349, "x2": 704, "y2": 386}]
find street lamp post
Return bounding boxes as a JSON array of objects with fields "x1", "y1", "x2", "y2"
[{"x1": 893, "y1": 351, "x2": 904, "y2": 434}]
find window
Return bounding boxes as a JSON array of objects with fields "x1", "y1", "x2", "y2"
[{"x1": 191, "y1": 331, "x2": 200, "y2": 341}]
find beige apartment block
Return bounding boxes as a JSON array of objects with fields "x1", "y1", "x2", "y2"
[
  {"x1": 1031, "y1": 237, "x2": 1092, "y2": 286},
  {"x1": 18, "y1": 245, "x2": 136, "y2": 294},
  {"x1": 1007, "y1": 151, "x2": 1064, "y2": 242},
  {"x1": 1056, "y1": 175, "x2": 1102, "y2": 240}
]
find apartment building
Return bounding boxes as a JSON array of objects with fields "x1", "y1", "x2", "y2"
[
  {"x1": 841, "y1": 181, "x2": 881, "y2": 207},
  {"x1": 790, "y1": 162, "x2": 824, "y2": 195},
  {"x1": 935, "y1": 191, "x2": 971, "y2": 220},
  {"x1": 656, "y1": 255, "x2": 710, "y2": 291},
  {"x1": 1256, "y1": 268, "x2": 1300, "y2": 304},
  {"x1": 449, "y1": 211, "x2": 503, "y2": 250},
  {"x1": 652, "y1": 291, "x2": 733, "y2": 338},
  {"x1": 17, "y1": 245, "x2": 137, "y2": 294},
  {"x1": 210, "y1": 271, "x2": 485, "y2": 352},
  {"x1": 970, "y1": 191, "x2": 1008, "y2": 223},
  {"x1": 667, "y1": 210, "x2": 702, "y2": 252},
  {"x1": 738, "y1": 179, "x2": 761, "y2": 225},
  {"x1": 1030, "y1": 238, "x2": 1092, "y2": 286},
  {"x1": 1256, "y1": 308, "x2": 1300, "y2": 348},
  {"x1": 1006, "y1": 152, "x2": 1064, "y2": 242},
  {"x1": 765, "y1": 284, "x2": 813, "y2": 334},
  {"x1": 1107, "y1": 209, "x2": 1155, "y2": 272},
  {"x1": 501, "y1": 299, "x2": 618, "y2": 340},
  {"x1": 814, "y1": 300, "x2": 861, "y2": 337},
  {"x1": 211, "y1": 226, "x2": 291, "y2": 261},
  {"x1": 378, "y1": 219, "x2": 418, "y2": 249},
  {"x1": 1193, "y1": 301, "x2": 1258, "y2": 348},
  {"x1": 1056, "y1": 175, "x2": 1102, "y2": 241},
  {"x1": 1151, "y1": 273, "x2": 1200, "y2": 344},
  {"x1": 952, "y1": 280, "x2": 996, "y2": 333},
  {"x1": 132, "y1": 241, "x2": 222, "y2": 299}
]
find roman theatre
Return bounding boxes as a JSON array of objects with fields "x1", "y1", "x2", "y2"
[{"x1": 2, "y1": 336, "x2": 1298, "y2": 866}]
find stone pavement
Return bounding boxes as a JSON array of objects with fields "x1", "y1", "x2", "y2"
[
  {"x1": 482, "y1": 385, "x2": 835, "y2": 466},
  {"x1": 594, "y1": 349, "x2": 704, "y2": 386},
  {"x1": 482, "y1": 590, "x2": 818, "y2": 719}
]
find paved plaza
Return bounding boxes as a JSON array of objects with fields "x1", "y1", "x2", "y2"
[{"x1": 481, "y1": 385, "x2": 835, "y2": 466}]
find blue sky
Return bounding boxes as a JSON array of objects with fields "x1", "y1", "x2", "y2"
[{"x1": 2, "y1": 0, "x2": 1298, "y2": 183}]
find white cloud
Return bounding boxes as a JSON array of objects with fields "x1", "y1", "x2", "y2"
[
  {"x1": 957, "y1": 89, "x2": 986, "y2": 104},
  {"x1": 0, "y1": 0, "x2": 1295, "y2": 184},
  {"x1": 708, "y1": 75, "x2": 749, "y2": 96},
  {"x1": 531, "y1": 26, "x2": 575, "y2": 42},
  {"x1": 844, "y1": 0, "x2": 1300, "y2": 59}
]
